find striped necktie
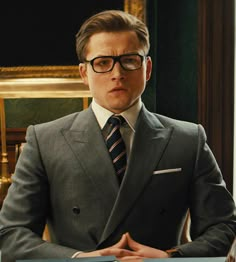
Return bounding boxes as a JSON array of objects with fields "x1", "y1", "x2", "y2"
[{"x1": 106, "y1": 115, "x2": 127, "y2": 183}]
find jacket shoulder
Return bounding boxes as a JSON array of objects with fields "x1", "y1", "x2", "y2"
[
  {"x1": 149, "y1": 112, "x2": 206, "y2": 140},
  {"x1": 35, "y1": 112, "x2": 80, "y2": 130}
]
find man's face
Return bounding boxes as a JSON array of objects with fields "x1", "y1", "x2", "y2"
[{"x1": 79, "y1": 31, "x2": 152, "y2": 114}]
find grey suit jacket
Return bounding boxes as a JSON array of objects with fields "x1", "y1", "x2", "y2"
[{"x1": 0, "y1": 106, "x2": 235, "y2": 261}]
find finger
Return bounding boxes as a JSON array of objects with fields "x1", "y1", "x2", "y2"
[
  {"x1": 118, "y1": 255, "x2": 144, "y2": 261},
  {"x1": 100, "y1": 248, "x2": 138, "y2": 257},
  {"x1": 112, "y1": 233, "x2": 128, "y2": 248},
  {"x1": 126, "y1": 232, "x2": 143, "y2": 251}
]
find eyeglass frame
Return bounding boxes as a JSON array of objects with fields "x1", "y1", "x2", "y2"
[{"x1": 83, "y1": 53, "x2": 147, "y2": 73}]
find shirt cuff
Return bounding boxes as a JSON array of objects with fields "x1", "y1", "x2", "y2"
[
  {"x1": 71, "y1": 251, "x2": 84, "y2": 258},
  {"x1": 165, "y1": 248, "x2": 182, "y2": 257}
]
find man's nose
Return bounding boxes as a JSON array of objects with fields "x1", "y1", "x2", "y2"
[{"x1": 111, "y1": 61, "x2": 124, "y2": 76}]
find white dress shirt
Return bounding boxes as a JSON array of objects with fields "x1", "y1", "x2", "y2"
[{"x1": 91, "y1": 98, "x2": 142, "y2": 159}]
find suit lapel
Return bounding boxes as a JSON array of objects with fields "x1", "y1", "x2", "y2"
[
  {"x1": 61, "y1": 108, "x2": 119, "y2": 213},
  {"x1": 60, "y1": 106, "x2": 173, "y2": 246},
  {"x1": 99, "y1": 106, "x2": 173, "y2": 244}
]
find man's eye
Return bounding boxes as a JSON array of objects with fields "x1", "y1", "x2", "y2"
[
  {"x1": 99, "y1": 60, "x2": 110, "y2": 65},
  {"x1": 126, "y1": 58, "x2": 136, "y2": 63},
  {"x1": 95, "y1": 58, "x2": 111, "y2": 66},
  {"x1": 122, "y1": 57, "x2": 138, "y2": 64}
]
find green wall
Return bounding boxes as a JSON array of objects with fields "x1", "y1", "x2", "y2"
[{"x1": 5, "y1": 98, "x2": 84, "y2": 128}]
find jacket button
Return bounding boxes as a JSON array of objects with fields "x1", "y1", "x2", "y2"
[{"x1": 72, "y1": 206, "x2": 80, "y2": 215}]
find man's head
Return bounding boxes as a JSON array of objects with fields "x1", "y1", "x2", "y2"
[
  {"x1": 77, "y1": 10, "x2": 152, "y2": 114},
  {"x1": 76, "y1": 10, "x2": 150, "y2": 63}
]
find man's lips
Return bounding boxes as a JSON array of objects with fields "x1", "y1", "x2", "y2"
[{"x1": 110, "y1": 87, "x2": 126, "y2": 92}]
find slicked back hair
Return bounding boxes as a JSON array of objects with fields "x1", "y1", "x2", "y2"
[{"x1": 75, "y1": 10, "x2": 150, "y2": 63}]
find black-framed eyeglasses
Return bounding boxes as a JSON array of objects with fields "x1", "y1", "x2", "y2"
[{"x1": 84, "y1": 53, "x2": 146, "y2": 73}]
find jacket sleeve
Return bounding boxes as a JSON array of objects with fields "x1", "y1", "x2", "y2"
[
  {"x1": 178, "y1": 125, "x2": 236, "y2": 257},
  {"x1": 0, "y1": 125, "x2": 78, "y2": 262}
]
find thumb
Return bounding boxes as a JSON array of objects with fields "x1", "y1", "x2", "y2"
[
  {"x1": 112, "y1": 233, "x2": 128, "y2": 248},
  {"x1": 126, "y1": 232, "x2": 142, "y2": 251}
]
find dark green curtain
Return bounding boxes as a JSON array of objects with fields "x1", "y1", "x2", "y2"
[{"x1": 146, "y1": 0, "x2": 198, "y2": 122}]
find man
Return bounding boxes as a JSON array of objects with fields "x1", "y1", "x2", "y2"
[{"x1": 0, "y1": 10, "x2": 235, "y2": 262}]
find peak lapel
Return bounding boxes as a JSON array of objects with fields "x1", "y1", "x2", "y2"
[{"x1": 61, "y1": 108, "x2": 119, "y2": 210}]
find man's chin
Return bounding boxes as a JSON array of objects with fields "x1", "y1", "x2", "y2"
[{"x1": 108, "y1": 103, "x2": 133, "y2": 114}]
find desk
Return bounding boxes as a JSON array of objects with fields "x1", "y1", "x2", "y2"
[{"x1": 16, "y1": 256, "x2": 227, "y2": 262}]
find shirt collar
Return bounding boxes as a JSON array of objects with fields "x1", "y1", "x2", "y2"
[{"x1": 91, "y1": 99, "x2": 142, "y2": 132}]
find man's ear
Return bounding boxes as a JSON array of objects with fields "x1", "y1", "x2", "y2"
[
  {"x1": 145, "y1": 56, "x2": 152, "y2": 81},
  {"x1": 79, "y1": 63, "x2": 88, "y2": 85}
]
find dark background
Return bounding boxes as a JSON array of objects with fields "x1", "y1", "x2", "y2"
[
  {"x1": 0, "y1": 1, "x2": 124, "y2": 66},
  {"x1": 1, "y1": 0, "x2": 197, "y2": 127}
]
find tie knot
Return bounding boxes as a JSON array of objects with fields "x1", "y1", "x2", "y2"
[{"x1": 108, "y1": 115, "x2": 125, "y2": 126}]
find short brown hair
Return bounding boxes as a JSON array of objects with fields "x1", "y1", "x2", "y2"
[{"x1": 75, "y1": 10, "x2": 150, "y2": 62}]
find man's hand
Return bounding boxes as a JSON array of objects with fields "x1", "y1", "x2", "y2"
[
  {"x1": 124, "y1": 232, "x2": 169, "y2": 259},
  {"x1": 76, "y1": 232, "x2": 169, "y2": 259},
  {"x1": 77, "y1": 233, "x2": 141, "y2": 259}
]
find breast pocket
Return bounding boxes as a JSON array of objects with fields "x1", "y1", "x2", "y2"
[{"x1": 152, "y1": 168, "x2": 182, "y2": 175}]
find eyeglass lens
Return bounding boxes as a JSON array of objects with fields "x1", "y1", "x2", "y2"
[{"x1": 92, "y1": 54, "x2": 143, "y2": 73}]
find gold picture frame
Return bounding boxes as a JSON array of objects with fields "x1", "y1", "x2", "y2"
[
  {"x1": 0, "y1": 0, "x2": 146, "y2": 82},
  {"x1": 0, "y1": 0, "x2": 146, "y2": 179}
]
